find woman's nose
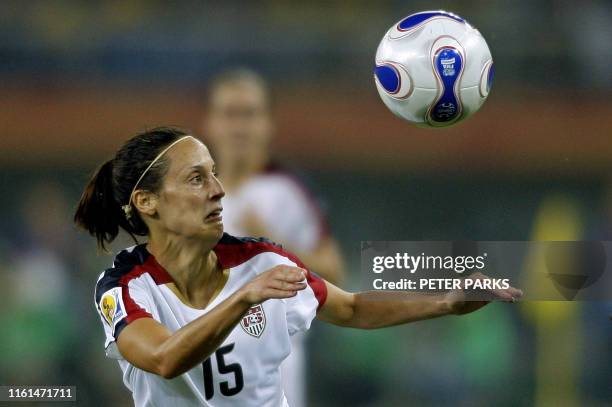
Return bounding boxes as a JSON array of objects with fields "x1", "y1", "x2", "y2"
[{"x1": 210, "y1": 176, "x2": 225, "y2": 199}]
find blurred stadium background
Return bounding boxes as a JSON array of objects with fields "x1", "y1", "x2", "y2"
[{"x1": 1, "y1": 1, "x2": 611, "y2": 406}]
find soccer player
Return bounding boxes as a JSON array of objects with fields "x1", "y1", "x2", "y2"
[
  {"x1": 202, "y1": 68, "x2": 345, "y2": 407},
  {"x1": 75, "y1": 127, "x2": 522, "y2": 407}
]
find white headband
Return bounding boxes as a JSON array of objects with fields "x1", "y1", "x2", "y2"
[{"x1": 122, "y1": 135, "x2": 193, "y2": 219}]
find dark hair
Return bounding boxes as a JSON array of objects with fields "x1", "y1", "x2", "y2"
[
  {"x1": 74, "y1": 126, "x2": 189, "y2": 251},
  {"x1": 207, "y1": 68, "x2": 272, "y2": 108}
]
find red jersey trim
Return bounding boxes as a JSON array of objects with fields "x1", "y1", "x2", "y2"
[
  {"x1": 214, "y1": 238, "x2": 328, "y2": 310},
  {"x1": 117, "y1": 255, "x2": 173, "y2": 324}
]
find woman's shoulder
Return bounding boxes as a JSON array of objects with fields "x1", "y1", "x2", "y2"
[
  {"x1": 94, "y1": 244, "x2": 152, "y2": 301},
  {"x1": 214, "y1": 233, "x2": 304, "y2": 270}
]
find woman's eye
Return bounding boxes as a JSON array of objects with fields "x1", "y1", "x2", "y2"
[{"x1": 190, "y1": 175, "x2": 203, "y2": 184}]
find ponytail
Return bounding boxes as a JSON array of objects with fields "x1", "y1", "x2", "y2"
[
  {"x1": 75, "y1": 127, "x2": 189, "y2": 251},
  {"x1": 74, "y1": 159, "x2": 124, "y2": 251}
]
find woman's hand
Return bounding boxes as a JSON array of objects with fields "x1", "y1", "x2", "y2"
[
  {"x1": 238, "y1": 265, "x2": 307, "y2": 305},
  {"x1": 443, "y1": 272, "x2": 523, "y2": 315}
]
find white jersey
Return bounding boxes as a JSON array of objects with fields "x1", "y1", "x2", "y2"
[{"x1": 94, "y1": 233, "x2": 327, "y2": 407}]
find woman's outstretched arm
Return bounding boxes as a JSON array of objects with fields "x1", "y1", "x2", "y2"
[{"x1": 317, "y1": 273, "x2": 522, "y2": 329}]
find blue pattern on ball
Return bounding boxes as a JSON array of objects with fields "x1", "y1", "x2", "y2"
[
  {"x1": 374, "y1": 64, "x2": 400, "y2": 94},
  {"x1": 487, "y1": 62, "x2": 495, "y2": 93},
  {"x1": 398, "y1": 11, "x2": 464, "y2": 31},
  {"x1": 430, "y1": 47, "x2": 463, "y2": 123}
]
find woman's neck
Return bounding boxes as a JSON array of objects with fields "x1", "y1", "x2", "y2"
[{"x1": 146, "y1": 234, "x2": 220, "y2": 300}]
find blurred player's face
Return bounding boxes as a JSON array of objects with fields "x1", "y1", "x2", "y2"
[
  {"x1": 143, "y1": 138, "x2": 225, "y2": 243},
  {"x1": 205, "y1": 80, "x2": 273, "y2": 166}
]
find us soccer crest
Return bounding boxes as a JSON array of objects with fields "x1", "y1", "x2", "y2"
[{"x1": 240, "y1": 304, "x2": 266, "y2": 338}]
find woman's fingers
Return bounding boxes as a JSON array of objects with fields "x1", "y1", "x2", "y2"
[
  {"x1": 470, "y1": 273, "x2": 523, "y2": 302},
  {"x1": 492, "y1": 289, "x2": 514, "y2": 301},
  {"x1": 490, "y1": 287, "x2": 523, "y2": 302},
  {"x1": 274, "y1": 266, "x2": 306, "y2": 282},
  {"x1": 507, "y1": 286, "x2": 524, "y2": 298},
  {"x1": 246, "y1": 266, "x2": 310, "y2": 302},
  {"x1": 264, "y1": 288, "x2": 300, "y2": 299},
  {"x1": 270, "y1": 279, "x2": 307, "y2": 292}
]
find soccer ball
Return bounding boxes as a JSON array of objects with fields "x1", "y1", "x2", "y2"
[{"x1": 374, "y1": 10, "x2": 494, "y2": 128}]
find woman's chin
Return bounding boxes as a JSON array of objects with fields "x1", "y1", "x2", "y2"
[{"x1": 203, "y1": 222, "x2": 224, "y2": 240}]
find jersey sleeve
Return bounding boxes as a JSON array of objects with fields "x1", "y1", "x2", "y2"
[
  {"x1": 285, "y1": 268, "x2": 328, "y2": 335},
  {"x1": 267, "y1": 248, "x2": 327, "y2": 336},
  {"x1": 94, "y1": 268, "x2": 154, "y2": 359}
]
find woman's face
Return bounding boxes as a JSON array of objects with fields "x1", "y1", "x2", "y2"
[{"x1": 143, "y1": 138, "x2": 225, "y2": 243}]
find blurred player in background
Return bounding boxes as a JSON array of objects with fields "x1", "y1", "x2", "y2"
[{"x1": 203, "y1": 69, "x2": 345, "y2": 407}]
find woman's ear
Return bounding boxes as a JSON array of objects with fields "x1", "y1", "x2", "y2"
[{"x1": 133, "y1": 190, "x2": 158, "y2": 217}]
